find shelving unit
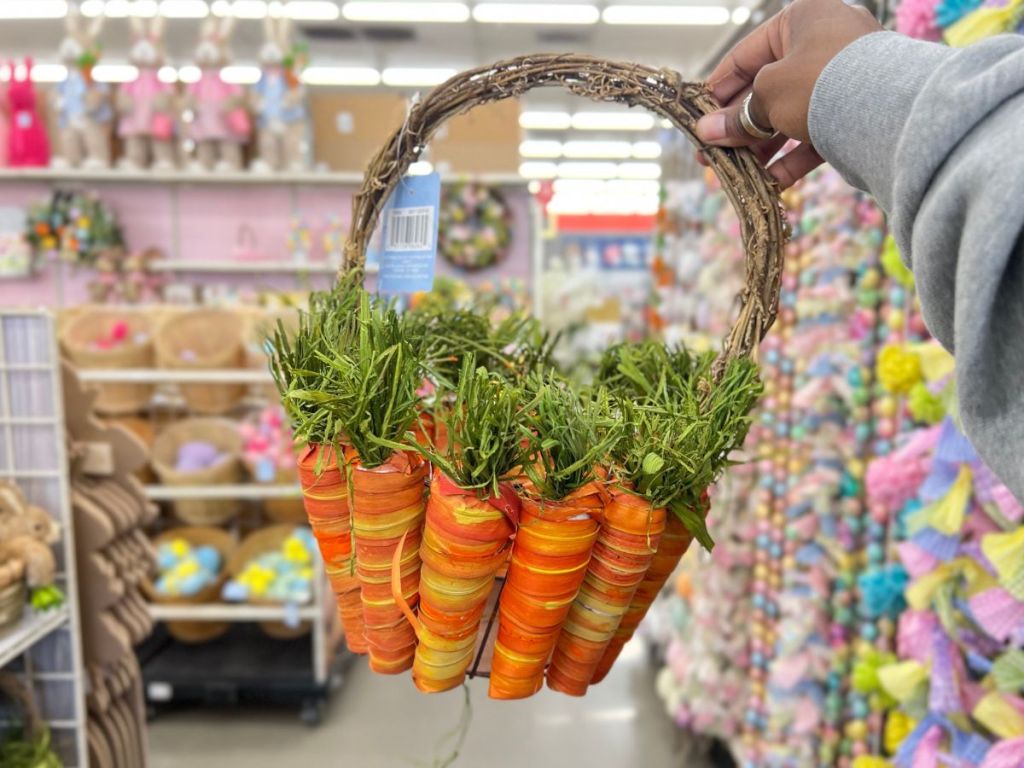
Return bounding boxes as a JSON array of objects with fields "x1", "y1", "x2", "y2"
[
  {"x1": 150, "y1": 260, "x2": 381, "y2": 275},
  {"x1": 0, "y1": 310, "x2": 87, "y2": 768}
]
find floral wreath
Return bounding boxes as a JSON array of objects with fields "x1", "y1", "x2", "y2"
[{"x1": 438, "y1": 182, "x2": 512, "y2": 271}]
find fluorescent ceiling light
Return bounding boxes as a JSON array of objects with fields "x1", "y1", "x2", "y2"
[
  {"x1": 382, "y1": 67, "x2": 455, "y2": 87},
  {"x1": 631, "y1": 141, "x2": 662, "y2": 159},
  {"x1": 571, "y1": 111, "x2": 655, "y2": 131},
  {"x1": 519, "y1": 140, "x2": 562, "y2": 159},
  {"x1": 30, "y1": 64, "x2": 69, "y2": 82},
  {"x1": 283, "y1": 1, "x2": 340, "y2": 19},
  {"x1": 408, "y1": 161, "x2": 434, "y2": 176},
  {"x1": 301, "y1": 65, "x2": 381, "y2": 85},
  {"x1": 80, "y1": 0, "x2": 107, "y2": 15},
  {"x1": 603, "y1": 4, "x2": 730, "y2": 25},
  {"x1": 158, "y1": 65, "x2": 179, "y2": 83},
  {"x1": 343, "y1": 2, "x2": 469, "y2": 22},
  {"x1": 158, "y1": 0, "x2": 210, "y2": 17},
  {"x1": 473, "y1": 3, "x2": 598, "y2": 24},
  {"x1": 518, "y1": 162, "x2": 557, "y2": 179},
  {"x1": 558, "y1": 162, "x2": 618, "y2": 179},
  {"x1": 731, "y1": 5, "x2": 751, "y2": 23},
  {"x1": 617, "y1": 162, "x2": 662, "y2": 179},
  {"x1": 212, "y1": 0, "x2": 269, "y2": 16},
  {"x1": 562, "y1": 140, "x2": 632, "y2": 159},
  {"x1": 0, "y1": 1, "x2": 68, "y2": 18},
  {"x1": 605, "y1": 179, "x2": 661, "y2": 195},
  {"x1": 220, "y1": 65, "x2": 262, "y2": 84},
  {"x1": 92, "y1": 63, "x2": 139, "y2": 83},
  {"x1": 519, "y1": 111, "x2": 571, "y2": 130},
  {"x1": 177, "y1": 65, "x2": 201, "y2": 83}
]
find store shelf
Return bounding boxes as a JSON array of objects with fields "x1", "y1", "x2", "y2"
[
  {"x1": 148, "y1": 603, "x2": 317, "y2": 622},
  {"x1": 144, "y1": 483, "x2": 299, "y2": 501},
  {"x1": 0, "y1": 167, "x2": 526, "y2": 187},
  {"x1": 0, "y1": 606, "x2": 70, "y2": 669},
  {"x1": 77, "y1": 368, "x2": 273, "y2": 384},
  {"x1": 151, "y1": 260, "x2": 380, "y2": 275}
]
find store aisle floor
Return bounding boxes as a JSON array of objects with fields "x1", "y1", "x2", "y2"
[{"x1": 148, "y1": 639, "x2": 703, "y2": 768}]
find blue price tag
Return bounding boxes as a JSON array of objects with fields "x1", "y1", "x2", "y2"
[{"x1": 375, "y1": 172, "x2": 441, "y2": 294}]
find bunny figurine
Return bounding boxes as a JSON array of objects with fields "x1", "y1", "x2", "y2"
[
  {"x1": 185, "y1": 16, "x2": 249, "y2": 172},
  {"x1": 251, "y1": 16, "x2": 309, "y2": 173},
  {"x1": 118, "y1": 15, "x2": 176, "y2": 170},
  {"x1": 53, "y1": 3, "x2": 112, "y2": 169},
  {"x1": 7, "y1": 59, "x2": 50, "y2": 168}
]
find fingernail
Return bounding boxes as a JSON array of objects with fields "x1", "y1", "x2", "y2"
[{"x1": 696, "y1": 113, "x2": 727, "y2": 143}]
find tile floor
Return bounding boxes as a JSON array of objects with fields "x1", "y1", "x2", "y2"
[{"x1": 148, "y1": 639, "x2": 709, "y2": 768}]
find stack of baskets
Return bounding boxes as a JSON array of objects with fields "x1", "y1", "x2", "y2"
[
  {"x1": 60, "y1": 309, "x2": 154, "y2": 415},
  {"x1": 154, "y1": 309, "x2": 246, "y2": 414},
  {"x1": 143, "y1": 526, "x2": 234, "y2": 643},
  {"x1": 151, "y1": 418, "x2": 243, "y2": 525}
]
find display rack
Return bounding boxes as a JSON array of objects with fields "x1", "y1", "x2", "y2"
[
  {"x1": 0, "y1": 309, "x2": 87, "y2": 767},
  {"x1": 74, "y1": 362, "x2": 342, "y2": 721}
]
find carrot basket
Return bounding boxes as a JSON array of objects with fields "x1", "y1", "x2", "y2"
[{"x1": 299, "y1": 54, "x2": 785, "y2": 698}]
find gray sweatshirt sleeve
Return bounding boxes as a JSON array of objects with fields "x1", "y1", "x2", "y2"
[{"x1": 808, "y1": 32, "x2": 1024, "y2": 501}]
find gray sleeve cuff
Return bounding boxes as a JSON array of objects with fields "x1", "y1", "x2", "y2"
[{"x1": 808, "y1": 32, "x2": 954, "y2": 211}]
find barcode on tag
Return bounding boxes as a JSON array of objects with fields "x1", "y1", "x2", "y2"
[{"x1": 386, "y1": 206, "x2": 434, "y2": 252}]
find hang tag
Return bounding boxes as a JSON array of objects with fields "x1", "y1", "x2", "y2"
[{"x1": 375, "y1": 171, "x2": 440, "y2": 294}]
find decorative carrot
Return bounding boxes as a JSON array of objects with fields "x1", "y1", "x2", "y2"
[
  {"x1": 296, "y1": 442, "x2": 366, "y2": 654},
  {"x1": 489, "y1": 380, "x2": 618, "y2": 700},
  {"x1": 408, "y1": 360, "x2": 533, "y2": 693}
]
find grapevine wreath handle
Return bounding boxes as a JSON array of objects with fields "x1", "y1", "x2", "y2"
[{"x1": 342, "y1": 53, "x2": 787, "y2": 375}]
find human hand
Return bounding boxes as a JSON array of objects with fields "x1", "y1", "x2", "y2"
[{"x1": 696, "y1": 0, "x2": 882, "y2": 188}]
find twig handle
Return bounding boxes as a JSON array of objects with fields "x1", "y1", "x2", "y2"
[{"x1": 342, "y1": 53, "x2": 787, "y2": 374}]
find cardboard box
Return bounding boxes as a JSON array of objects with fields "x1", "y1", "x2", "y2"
[
  {"x1": 310, "y1": 92, "x2": 409, "y2": 172},
  {"x1": 430, "y1": 99, "x2": 521, "y2": 175}
]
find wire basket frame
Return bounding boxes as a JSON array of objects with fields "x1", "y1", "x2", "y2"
[{"x1": 341, "y1": 53, "x2": 788, "y2": 374}]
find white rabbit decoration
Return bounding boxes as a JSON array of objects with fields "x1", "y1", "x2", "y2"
[
  {"x1": 185, "y1": 16, "x2": 250, "y2": 172},
  {"x1": 53, "y1": 2, "x2": 112, "y2": 169},
  {"x1": 118, "y1": 15, "x2": 176, "y2": 170},
  {"x1": 251, "y1": 16, "x2": 309, "y2": 172}
]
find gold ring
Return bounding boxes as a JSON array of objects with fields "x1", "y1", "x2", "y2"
[{"x1": 740, "y1": 93, "x2": 775, "y2": 141}]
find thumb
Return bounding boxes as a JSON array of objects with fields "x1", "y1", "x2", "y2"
[{"x1": 696, "y1": 64, "x2": 781, "y2": 148}]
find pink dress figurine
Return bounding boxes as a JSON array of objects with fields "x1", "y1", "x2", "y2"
[{"x1": 8, "y1": 59, "x2": 50, "y2": 167}]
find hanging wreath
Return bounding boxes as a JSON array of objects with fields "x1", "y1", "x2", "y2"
[{"x1": 438, "y1": 182, "x2": 512, "y2": 271}]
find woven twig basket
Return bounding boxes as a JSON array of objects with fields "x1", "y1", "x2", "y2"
[
  {"x1": 151, "y1": 418, "x2": 244, "y2": 525},
  {"x1": 60, "y1": 308, "x2": 154, "y2": 414},
  {"x1": 334, "y1": 54, "x2": 786, "y2": 688},
  {"x1": 154, "y1": 309, "x2": 246, "y2": 414},
  {"x1": 341, "y1": 53, "x2": 786, "y2": 373},
  {"x1": 0, "y1": 671, "x2": 50, "y2": 753},
  {"x1": 142, "y1": 526, "x2": 235, "y2": 644},
  {"x1": 226, "y1": 524, "x2": 312, "y2": 640}
]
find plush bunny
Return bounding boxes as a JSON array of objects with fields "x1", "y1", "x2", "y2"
[
  {"x1": 0, "y1": 481, "x2": 59, "y2": 589},
  {"x1": 185, "y1": 16, "x2": 249, "y2": 172},
  {"x1": 7, "y1": 59, "x2": 51, "y2": 167},
  {"x1": 250, "y1": 16, "x2": 308, "y2": 173},
  {"x1": 53, "y1": 2, "x2": 112, "y2": 169},
  {"x1": 117, "y1": 15, "x2": 176, "y2": 170}
]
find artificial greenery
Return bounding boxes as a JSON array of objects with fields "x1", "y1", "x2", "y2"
[
  {"x1": 269, "y1": 272, "x2": 364, "y2": 445},
  {"x1": 520, "y1": 375, "x2": 619, "y2": 501},
  {"x1": 414, "y1": 357, "x2": 533, "y2": 497},
  {"x1": 317, "y1": 292, "x2": 423, "y2": 468},
  {"x1": 597, "y1": 340, "x2": 693, "y2": 405}
]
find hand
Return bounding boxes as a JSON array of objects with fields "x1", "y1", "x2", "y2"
[{"x1": 696, "y1": 0, "x2": 882, "y2": 188}]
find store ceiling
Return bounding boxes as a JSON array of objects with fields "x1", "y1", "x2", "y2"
[{"x1": 0, "y1": 0, "x2": 760, "y2": 100}]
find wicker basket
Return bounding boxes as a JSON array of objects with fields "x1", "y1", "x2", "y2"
[
  {"x1": 60, "y1": 308, "x2": 154, "y2": 415},
  {"x1": 151, "y1": 418, "x2": 243, "y2": 525},
  {"x1": 227, "y1": 524, "x2": 312, "y2": 639},
  {"x1": 0, "y1": 580, "x2": 26, "y2": 633},
  {"x1": 142, "y1": 526, "x2": 235, "y2": 644},
  {"x1": 0, "y1": 670, "x2": 58, "y2": 762},
  {"x1": 155, "y1": 309, "x2": 245, "y2": 414}
]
